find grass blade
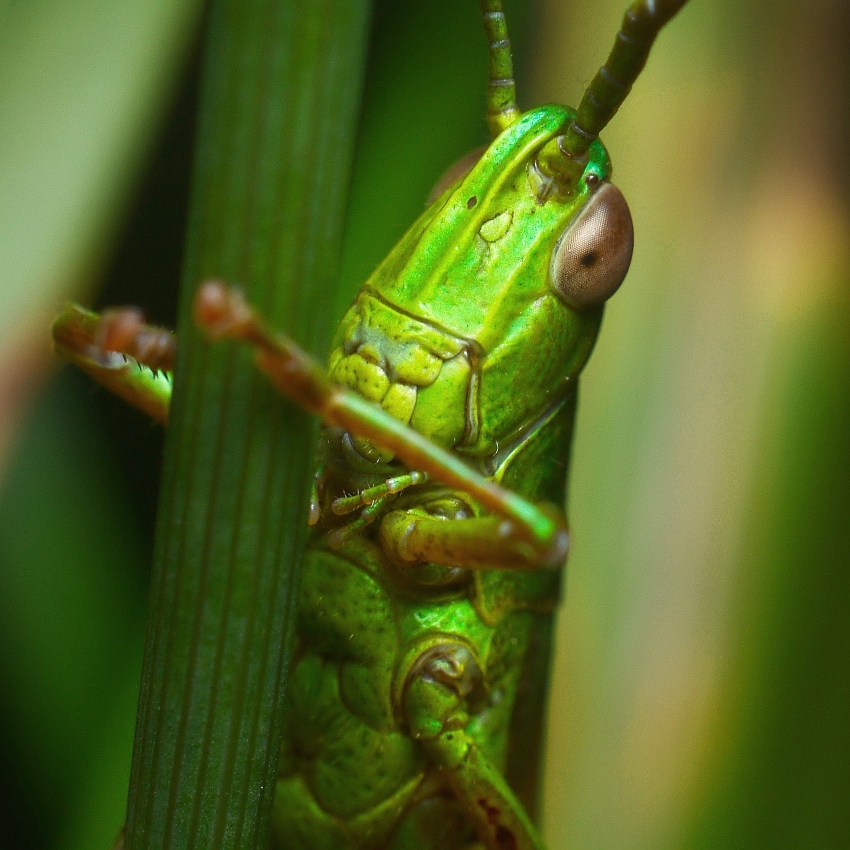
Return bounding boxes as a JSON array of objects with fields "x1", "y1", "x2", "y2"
[{"x1": 124, "y1": 2, "x2": 373, "y2": 848}]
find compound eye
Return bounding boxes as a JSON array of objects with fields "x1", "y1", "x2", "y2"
[{"x1": 551, "y1": 182, "x2": 634, "y2": 310}]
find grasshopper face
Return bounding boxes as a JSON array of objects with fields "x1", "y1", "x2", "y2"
[{"x1": 329, "y1": 105, "x2": 633, "y2": 466}]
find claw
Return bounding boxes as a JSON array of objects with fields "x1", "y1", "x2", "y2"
[
  {"x1": 52, "y1": 304, "x2": 173, "y2": 424},
  {"x1": 326, "y1": 495, "x2": 391, "y2": 549},
  {"x1": 96, "y1": 307, "x2": 176, "y2": 373},
  {"x1": 194, "y1": 280, "x2": 255, "y2": 340}
]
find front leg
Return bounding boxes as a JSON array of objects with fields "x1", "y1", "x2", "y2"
[
  {"x1": 52, "y1": 304, "x2": 175, "y2": 424},
  {"x1": 194, "y1": 281, "x2": 568, "y2": 569}
]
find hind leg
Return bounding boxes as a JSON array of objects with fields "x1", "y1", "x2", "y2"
[{"x1": 402, "y1": 644, "x2": 545, "y2": 850}]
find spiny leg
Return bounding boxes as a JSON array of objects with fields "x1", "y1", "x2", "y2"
[
  {"x1": 331, "y1": 471, "x2": 429, "y2": 517},
  {"x1": 326, "y1": 494, "x2": 392, "y2": 550},
  {"x1": 193, "y1": 281, "x2": 568, "y2": 568},
  {"x1": 52, "y1": 304, "x2": 174, "y2": 424},
  {"x1": 422, "y1": 728, "x2": 545, "y2": 850},
  {"x1": 96, "y1": 306, "x2": 176, "y2": 372}
]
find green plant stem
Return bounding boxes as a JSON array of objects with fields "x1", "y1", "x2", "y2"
[{"x1": 124, "y1": 2, "x2": 373, "y2": 848}]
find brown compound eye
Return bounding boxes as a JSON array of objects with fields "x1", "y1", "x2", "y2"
[{"x1": 551, "y1": 181, "x2": 634, "y2": 310}]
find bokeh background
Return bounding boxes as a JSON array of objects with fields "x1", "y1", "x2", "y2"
[{"x1": 1, "y1": 1, "x2": 848, "y2": 848}]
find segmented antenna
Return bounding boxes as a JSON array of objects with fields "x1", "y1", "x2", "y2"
[
  {"x1": 538, "y1": 0, "x2": 690, "y2": 194},
  {"x1": 480, "y1": 0, "x2": 521, "y2": 137},
  {"x1": 566, "y1": 0, "x2": 689, "y2": 157}
]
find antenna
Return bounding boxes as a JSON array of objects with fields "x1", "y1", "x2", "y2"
[
  {"x1": 538, "y1": 0, "x2": 690, "y2": 194},
  {"x1": 480, "y1": 0, "x2": 521, "y2": 137}
]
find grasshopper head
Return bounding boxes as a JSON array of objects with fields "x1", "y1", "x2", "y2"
[
  {"x1": 357, "y1": 106, "x2": 626, "y2": 461},
  {"x1": 328, "y1": 2, "x2": 688, "y2": 465}
]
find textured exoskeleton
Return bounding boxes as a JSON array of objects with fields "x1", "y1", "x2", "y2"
[
  {"x1": 271, "y1": 105, "x2": 610, "y2": 850},
  {"x1": 52, "y1": 2, "x2": 690, "y2": 848}
]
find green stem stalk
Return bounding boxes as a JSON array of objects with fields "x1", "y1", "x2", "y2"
[{"x1": 124, "y1": 1, "x2": 373, "y2": 848}]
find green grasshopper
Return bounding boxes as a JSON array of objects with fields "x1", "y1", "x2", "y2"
[{"x1": 53, "y1": 1, "x2": 689, "y2": 847}]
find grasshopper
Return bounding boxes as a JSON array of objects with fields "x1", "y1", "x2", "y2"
[{"x1": 53, "y1": 1, "x2": 690, "y2": 848}]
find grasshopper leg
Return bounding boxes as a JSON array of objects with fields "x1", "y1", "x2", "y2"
[
  {"x1": 380, "y1": 507, "x2": 565, "y2": 571},
  {"x1": 403, "y1": 643, "x2": 545, "y2": 850},
  {"x1": 331, "y1": 470, "x2": 430, "y2": 517},
  {"x1": 194, "y1": 281, "x2": 568, "y2": 568},
  {"x1": 326, "y1": 494, "x2": 393, "y2": 549},
  {"x1": 52, "y1": 304, "x2": 174, "y2": 424},
  {"x1": 421, "y1": 727, "x2": 545, "y2": 850}
]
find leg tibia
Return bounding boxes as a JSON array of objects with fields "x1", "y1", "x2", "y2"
[{"x1": 331, "y1": 471, "x2": 429, "y2": 517}]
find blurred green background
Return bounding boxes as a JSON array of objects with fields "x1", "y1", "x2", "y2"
[{"x1": 1, "y1": 1, "x2": 848, "y2": 848}]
